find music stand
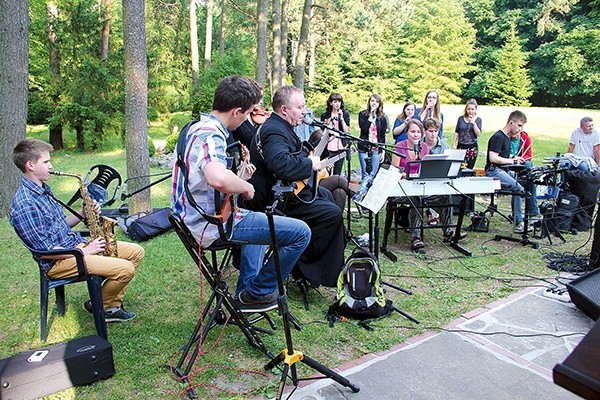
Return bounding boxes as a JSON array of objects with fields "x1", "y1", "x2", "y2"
[{"x1": 264, "y1": 183, "x2": 360, "y2": 398}]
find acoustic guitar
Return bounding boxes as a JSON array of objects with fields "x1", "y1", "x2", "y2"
[
  {"x1": 215, "y1": 144, "x2": 251, "y2": 226},
  {"x1": 293, "y1": 150, "x2": 350, "y2": 196}
]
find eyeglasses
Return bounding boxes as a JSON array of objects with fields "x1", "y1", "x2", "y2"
[{"x1": 427, "y1": 95, "x2": 438, "y2": 99}]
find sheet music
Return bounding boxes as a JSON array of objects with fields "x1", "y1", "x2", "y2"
[
  {"x1": 356, "y1": 165, "x2": 402, "y2": 213},
  {"x1": 448, "y1": 162, "x2": 461, "y2": 177}
]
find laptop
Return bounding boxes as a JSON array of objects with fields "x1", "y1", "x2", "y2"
[{"x1": 406, "y1": 149, "x2": 467, "y2": 180}]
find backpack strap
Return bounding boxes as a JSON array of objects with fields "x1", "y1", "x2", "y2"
[{"x1": 175, "y1": 119, "x2": 232, "y2": 241}]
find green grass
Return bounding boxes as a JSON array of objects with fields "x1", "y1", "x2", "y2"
[{"x1": 0, "y1": 106, "x2": 596, "y2": 399}]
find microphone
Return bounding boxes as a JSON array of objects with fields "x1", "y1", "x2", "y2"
[
  {"x1": 303, "y1": 115, "x2": 328, "y2": 130},
  {"x1": 414, "y1": 140, "x2": 421, "y2": 159}
]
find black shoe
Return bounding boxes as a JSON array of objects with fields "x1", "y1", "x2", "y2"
[
  {"x1": 82, "y1": 300, "x2": 93, "y2": 314},
  {"x1": 104, "y1": 306, "x2": 136, "y2": 322},
  {"x1": 443, "y1": 230, "x2": 468, "y2": 243},
  {"x1": 235, "y1": 289, "x2": 278, "y2": 313}
]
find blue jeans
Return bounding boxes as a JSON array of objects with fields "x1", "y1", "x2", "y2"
[
  {"x1": 358, "y1": 150, "x2": 381, "y2": 180},
  {"x1": 232, "y1": 211, "x2": 311, "y2": 297},
  {"x1": 486, "y1": 167, "x2": 524, "y2": 225}
]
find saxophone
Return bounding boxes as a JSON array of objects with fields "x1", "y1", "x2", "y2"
[{"x1": 51, "y1": 171, "x2": 118, "y2": 257}]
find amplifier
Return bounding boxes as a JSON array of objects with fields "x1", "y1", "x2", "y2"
[
  {"x1": 0, "y1": 335, "x2": 114, "y2": 400},
  {"x1": 567, "y1": 269, "x2": 600, "y2": 321}
]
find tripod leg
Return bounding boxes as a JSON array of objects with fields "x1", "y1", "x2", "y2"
[
  {"x1": 391, "y1": 305, "x2": 420, "y2": 324},
  {"x1": 275, "y1": 363, "x2": 290, "y2": 400},
  {"x1": 301, "y1": 354, "x2": 360, "y2": 393}
]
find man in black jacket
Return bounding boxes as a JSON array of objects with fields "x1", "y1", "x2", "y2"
[{"x1": 246, "y1": 86, "x2": 345, "y2": 287}]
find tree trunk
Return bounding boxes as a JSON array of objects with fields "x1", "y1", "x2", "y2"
[
  {"x1": 293, "y1": 0, "x2": 312, "y2": 89},
  {"x1": 308, "y1": 29, "x2": 315, "y2": 87},
  {"x1": 76, "y1": 125, "x2": 85, "y2": 151},
  {"x1": 271, "y1": 0, "x2": 281, "y2": 93},
  {"x1": 255, "y1": 0, "x2": 268, "y2": 87},
  {"x1": 190, "y1": 0, "x2": 199, "y2": 92},
  {"x1": 0, "y1": 0, "x2": 29, "y2": 218},
  {"x1": 219, "y1": 0, "x2": 226, "y2": 56},
  {"x1": 204, "y1": 0, "x2": 213, "y2": 69},
  {"x1": 280, "y1": 0, "x2": 288, "y2": 88},
  {"x1": 99, "y1": 0, "x2": 111, "y2": 61},
  {"x1": 123, "y1": 0, "x2": 151, "y2": 214},
  {"x1": 47, "y1": 1, "x2": 63, "y2": 150}
]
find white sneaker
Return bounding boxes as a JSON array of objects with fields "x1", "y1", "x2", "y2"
[
  {"x1": 514, "y1": 222, "x2": 533, "y2": 233},
  {"x1": 514, "y1": 222, "x2": 525, "y2": 233}
]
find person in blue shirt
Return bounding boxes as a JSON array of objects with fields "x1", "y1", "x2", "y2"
[
  {"x1": 10, "y1": 139, "x2": 144, "y2": 322},
  {"x1": 392, "y1": 101, "x2": 416, "y2": 143},
  {"x1": 416, "y1": 90, "x2": 444, "y2": 139}
]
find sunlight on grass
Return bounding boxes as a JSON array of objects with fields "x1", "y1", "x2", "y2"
[{"x1": 2, "y1": 109, "x2": 597, "y2": 399}]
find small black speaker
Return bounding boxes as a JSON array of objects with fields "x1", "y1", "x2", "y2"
[{"x1": 567, "y1": 269, "x2": 600, "y2": 320}]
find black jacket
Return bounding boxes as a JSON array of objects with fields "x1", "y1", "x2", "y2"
[{"x1": 246, "y1": 113, "x2": 313, "y2": 211}]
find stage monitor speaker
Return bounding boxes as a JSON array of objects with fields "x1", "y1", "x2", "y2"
[{"x1": 567, "y1": 268, "x2": 600, "y2": 321}]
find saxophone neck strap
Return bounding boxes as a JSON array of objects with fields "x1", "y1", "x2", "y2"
[{"x1": 46, "y1": 187, "x2": 86, "y2": 222}]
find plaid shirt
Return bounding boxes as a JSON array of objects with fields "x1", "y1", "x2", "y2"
[
  {"x1": 171, "y1": 114, "x2": 248, "y2": 246},
  {"x1": 10, "y1": 177, "x2": 85, "y2": 274}
]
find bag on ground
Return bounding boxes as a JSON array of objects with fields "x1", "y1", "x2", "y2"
[
  {"x1": 327, "y1": 250, "x2": 393, "y2": 321},
  {"x1": 117, "y1": 207, "x2": 172, "y2": 242}
]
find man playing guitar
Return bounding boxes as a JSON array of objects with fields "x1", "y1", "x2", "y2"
[
  {"x1": 246, "y1": 86, "x2": 346, "y2": 288},
  {"x1": 171, "y1": 76, "x2": 311, "y2": 313}
]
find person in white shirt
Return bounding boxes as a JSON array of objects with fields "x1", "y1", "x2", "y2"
[{"x1": 567, "y1": 117, "x2": 600, "y2": 171}]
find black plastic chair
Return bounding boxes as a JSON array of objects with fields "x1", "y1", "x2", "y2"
[
  {"x1": 381, "y1": 197, "x2": 411, "y2": 248},
  {"x1": 67, "y1": 164, "x2": 122, "y2": 207},
  {"x1": 15, "y1": 232, "x2": 108, "y2": 342}
]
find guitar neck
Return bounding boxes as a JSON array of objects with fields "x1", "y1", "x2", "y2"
[
  {"x1": 321, "y1": 151, "x2": 346, "y2": 169},
  {"x1": 312, "y1": 129, "x2": 330, "y2": 157}
]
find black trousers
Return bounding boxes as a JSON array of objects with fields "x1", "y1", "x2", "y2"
[{"x1": 282, "y1": 187, "x2": 345, "y2": 287}]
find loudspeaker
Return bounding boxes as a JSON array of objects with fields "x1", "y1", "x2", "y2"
[{"x1": 567, "y1": 269, "x2": 600, "y2": 320}]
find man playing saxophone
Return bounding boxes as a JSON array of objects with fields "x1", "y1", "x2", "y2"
[{"x1": 10, "y1": 139, "x2": 144, "y2": 322}]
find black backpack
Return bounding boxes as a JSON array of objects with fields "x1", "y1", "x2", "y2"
[{"x1": 327, "y1": 250, "x2": 393, "y2": 323}]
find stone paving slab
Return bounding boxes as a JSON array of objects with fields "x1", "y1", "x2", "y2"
[{"x1": 284, "y1": 284, "x2": 595, "y2": 400}]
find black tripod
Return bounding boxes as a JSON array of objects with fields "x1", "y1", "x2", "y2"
[{"x1": 264, "y1": 184, "x2": 360, "y2": 398}]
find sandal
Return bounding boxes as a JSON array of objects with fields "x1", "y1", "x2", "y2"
[{"x1": 411, "y1": 237, "x2": 425, "y2": 251}]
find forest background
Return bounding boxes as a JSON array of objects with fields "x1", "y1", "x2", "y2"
[
  {"x1": 0, "y1": 1, "x2": 599, "y2": 397},
  {"x1": 0, "y1": 0, "x2": 599, "y2": 217}
]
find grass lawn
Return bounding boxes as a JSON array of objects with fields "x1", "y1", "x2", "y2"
[{"x1": 0, "y1": 105, "x2": 597, "y2": 399}]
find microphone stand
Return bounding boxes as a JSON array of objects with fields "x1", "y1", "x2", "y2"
[
  {"x1": 337, "y1": 132, "x2": 406, "y2": 261},
  {"x1": 333, "y1": 135, "x2": 417, "y2": 322},
  {"x1": 264, "y1": 182, "x2": 360, "y2": 398}
]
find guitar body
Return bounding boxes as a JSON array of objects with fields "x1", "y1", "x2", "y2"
[
  {"x1": 293, "y1": 151, "x2": 349, "y2": 197},
  {"x1": 213, "y1": 144, "x2": 250, "y2": 236}
]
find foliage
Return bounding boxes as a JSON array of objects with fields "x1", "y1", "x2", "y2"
[
  {"x1": 191, "y1": 49, "x2": 256, "y2": 117},
  {"x1": 1, "y1": 107, "x2": 597, "y2": 398},
  {"x1": 484, "y1": 27, "x2": 533, "y2": 106},
  {"x1": 148, "y1": 137, "x2": 156, "y2": 157},
  {"x1": 29, "y1": 0, "x2": 125, "y2": 151},
  {"x1": 529, "y1": 1, "x2": 600, "y2": 107},
  {"x1": 392, "y1": 0, "x2": 476, "y2": 104},
  {"x1": 165, "y1": 132, "x2": 179, "y2": 154}
]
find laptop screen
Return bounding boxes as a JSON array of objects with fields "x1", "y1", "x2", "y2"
[{"x1": 406, "y1": 150, "x2": 467, "y2": 180}]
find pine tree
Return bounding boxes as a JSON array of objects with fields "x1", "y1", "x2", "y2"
[{"x1": 486, "y1": 27, "x2": 533, "y2": 106}]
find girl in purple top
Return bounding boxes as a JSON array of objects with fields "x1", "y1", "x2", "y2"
[{"x1": 392, "y1": 119, "x2": 430, "y2": 179}]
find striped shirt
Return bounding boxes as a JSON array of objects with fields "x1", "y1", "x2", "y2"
[{"x1": 171, "y1": 114, "x2": 247, "y2": 246}]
